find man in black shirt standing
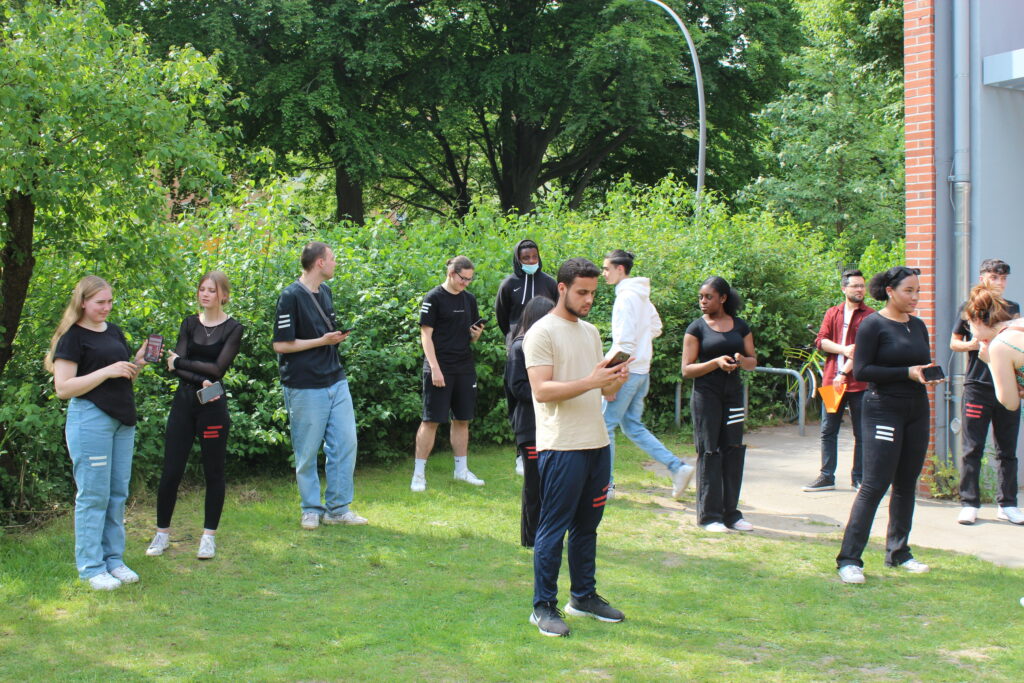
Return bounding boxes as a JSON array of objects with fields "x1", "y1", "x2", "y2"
[
  {"x1": 950, "y1": 258, "x2": 1023, "y2": 526},
  {"x1": 411, "y1": 256, "x2": 485, "y2": 492},
  {"x1": 273, "y1": 242, "x2": 367, "y2": 530}
]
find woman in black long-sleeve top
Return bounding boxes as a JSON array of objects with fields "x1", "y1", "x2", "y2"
[
  {"x1": 146, "y1": 271, "x2": 243, "y2": 560},
  {"x1": 836, "y1": 266, "x2": 944, "y2": 584}
]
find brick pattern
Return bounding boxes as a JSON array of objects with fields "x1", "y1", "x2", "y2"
[{"x1": 904, "y1": 0, "x2": 937, "y2": 494}]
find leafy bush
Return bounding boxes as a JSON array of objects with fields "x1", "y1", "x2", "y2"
[{"x1": 0, "y1": 177, "x2": 847, "y2": 520}]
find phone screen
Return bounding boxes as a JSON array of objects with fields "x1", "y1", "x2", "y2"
[
  {"x1": 196, "y1": 381, "x2": 225, "y2": 404},
  {"x1": 143, "y1": 334, "x2": 163, "y2": 363},
  {"x1": 922, "y1": 365, "x2": 945, "y2": 381}
]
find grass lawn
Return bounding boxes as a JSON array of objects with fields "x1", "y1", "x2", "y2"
[{"x1": 2, "y1": 432, "x2": 1023, "y2": 681}]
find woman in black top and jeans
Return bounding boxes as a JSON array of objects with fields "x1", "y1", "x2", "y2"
[
  {"x1": 836, "y1": 266, "x2": 944, "y2": 584},
  {"x1": 147, "y1": 271, "x2": 243, "y2": 560},
  {"x1": 682, "y1": 277, "x2": 757, "y2": 532}
]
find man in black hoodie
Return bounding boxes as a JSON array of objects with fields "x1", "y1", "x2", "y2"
[{"x1": 495, "y1": 240, "x2": 559, "y2": 347}]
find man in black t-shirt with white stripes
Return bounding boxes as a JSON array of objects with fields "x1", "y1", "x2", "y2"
[{"x1": 411, "y1": 256, "x2": 486, "y2": 492}]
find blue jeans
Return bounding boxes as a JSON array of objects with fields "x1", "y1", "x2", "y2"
[
  {"x1": 66, "y1": 398, "x2": 135, "y2": 579},
  {"x1": 602, "y1": 372, "x2": 682, "y2": 484},
  {"x1": 284, "y1": 379, "x2": 358, "y2": 515}
]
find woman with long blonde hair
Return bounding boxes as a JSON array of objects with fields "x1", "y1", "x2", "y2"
[{"x1": 47, "y1": 276, "x2": 152, "y2": 590}]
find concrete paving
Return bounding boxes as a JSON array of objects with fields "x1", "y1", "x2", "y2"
[{"x1": 733, "y1": 423, "x2": 1024, "y2": 568}]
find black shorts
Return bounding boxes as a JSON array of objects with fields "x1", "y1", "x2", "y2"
[{"x1": 422, "y1": 370, "x2": 477, "y2": 423}]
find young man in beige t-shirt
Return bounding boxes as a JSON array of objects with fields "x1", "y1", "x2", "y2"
[{"x1": 523, "y1": 257, "x2": 630, "y2": 638}]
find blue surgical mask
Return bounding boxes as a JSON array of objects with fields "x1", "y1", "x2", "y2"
[{"x1": 522, "y1": 263, "x2": 539, "y2": 275}]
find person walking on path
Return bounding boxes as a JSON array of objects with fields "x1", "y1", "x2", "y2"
[
  {"x1": 950, "y1": 259, "x2": 1023, "y2": 526},
  {"x1": 411, "y1": 256, "x2": 486, "y2": 492},
  {"x1": 273, "y1": 242, "x2": 367, "y2": 530},
  {"x1": 601, "y1": 249, "x2": 694, "y2": 500},
  {"x1": 524, "y1": 258, "x2": 630, "y2": 637},
  {"x1": 47, "y1": 276, "x2": 153, "y2": 590},
  {"x1": 146, "y1": 271, "x2": 243, "y2": 560},
  {"x1": 803, "y1": 269, "x2": 873, "y2": 492},
  {"x1": 681, "y1": 277, "x2": 757, "y2": 533},
  {"x1": 836, "y1": 266, "x2": 944, "y2": 584}
]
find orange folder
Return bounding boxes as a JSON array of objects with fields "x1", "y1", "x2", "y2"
[{"x1": 818, "y1": 384, "x2": 847, "y2": 414}]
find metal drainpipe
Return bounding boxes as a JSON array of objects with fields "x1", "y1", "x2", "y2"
[{"x1": 947, "y1": 0, "x2": 972, "y2": 466}]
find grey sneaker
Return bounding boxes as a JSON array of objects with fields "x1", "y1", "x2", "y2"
[
  {"x1": 565, "y1": 593, "x2": 625, "y2": 623},
  {"x1": 323, "y1": 510, "x2": 368, "y2": 525},
  {"x1": 197, "y1": 534, "x2": 216, "y2": 559},
  {"x1": 300, "y1": 512, "x2": 321, "y2": 530},
  {"x1": 530, "y1": 602, "x2": 570, "y2": 637},
  {"x1": 671, "y1": 463, "x2": 696, "y2": 499},
  {"x1": 108, "y1": 565, "x2": 139, "y2": 584},
  {"x1": 802, "y1": 475, "x2": 836, "y2": 492},
  {"x1": 87, "y1": 571, "x2": 122, "y2": 591}
]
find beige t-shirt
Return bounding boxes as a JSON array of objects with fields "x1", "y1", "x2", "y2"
[{"x1": 522, "y1": 313, "x2": 609, "y2": 452}]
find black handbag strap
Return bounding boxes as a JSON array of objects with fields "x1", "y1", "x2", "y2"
[{"x1": 298, "y1": 281, "x2": 334, "y2": 331}]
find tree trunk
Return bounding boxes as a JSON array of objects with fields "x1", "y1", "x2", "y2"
[
  {"x1": 0, "y1": 191, "x2": 36, "y2": 378},
  {"x1": 334, "y1": 167, "x2": 365, "y2": 225}
]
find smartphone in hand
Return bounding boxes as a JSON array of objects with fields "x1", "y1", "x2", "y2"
[
  {"x1": 922, "y1": 365, "x2": 946, "y2": 382},
  {"x1": 606, "y1": 350, "x2": 630, "y2": 368},
  {"x1": 143, "y1": 334, "x2": 164, "y2": 363},
  {"x1": 196, "y1": 381, "x2": 225, "y2": 404},
  {"x1": 472, "y1": 318, "x2": 488, "y2": 327}
]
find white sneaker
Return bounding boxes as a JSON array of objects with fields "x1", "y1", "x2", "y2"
[
  {"x1": 454, "y1": 469, "x2": 485, "y2": 486},
  {"x1": 146, "y1": 531, "x2": 170, "y2": 556},
  {"x1": 671, "y1": 463, "x2": 696, "y2": 499},
  {"x1": 515, "y1": 456, "x2": 525, "y2": 477},
  {"x1": 997, "y1": 506, "x2": 1024, "y2": 525},
  {"x1": 729, "y1": 519, "x2": 753, "y2": 532},
  {"x1": 702, "y1": 522, "x2": 728, "y2": 532},
  {"x1": 197, "y1": 534, "x2": 216, "y2": 559},
  {"x1": 87, "y1": 571, "x2": 122, "y2": 591},
  {"x1": 108, "y1": 565, "x2": 139, "y2": 584},
  {"x1": 838, "y1": 565, "x2": 865, "y2": 584},
  {"x1": 605, "y1": 484, "x2": 616, "y2": 501},
  {"x1": 300, "y1": 512, "x2": 321, "y2": 530},
  {"x1": 410, "y1": 473, "x2": 427, "y2": 492},
  {"x1": 958, "y1": 507, "x2": 979, "y2": 525},
  {"x1": 324, "y1": 510, "x2": 368, "y2": 525},
  {"x1": 898, "y1": 558, "x2": 930, "y2": 573}
]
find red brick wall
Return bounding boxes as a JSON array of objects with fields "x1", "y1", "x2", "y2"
[{"x1": 905, "y1": 0, "x2": 938, "y2": 493}]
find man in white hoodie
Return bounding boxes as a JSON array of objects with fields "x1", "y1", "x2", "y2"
[{"x1": 602, "y1": 250, "x2": 694, "y2": 500}]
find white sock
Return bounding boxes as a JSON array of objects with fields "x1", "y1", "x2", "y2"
[
  {"x1": 414, "y1": 459, "x2": 426, "y2": 477},
  {"x1": 454, "y1": 456, "x2": 467, "y2": 473}
]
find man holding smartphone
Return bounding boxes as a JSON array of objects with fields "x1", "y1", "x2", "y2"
[
  {"x1": 950, "y1": 258, "x2": 1023, "y2": 525},
  {"x1": 273, "y1": 241, "x2": 367, "y2": 530},
  {"x1": 411, "y1": 255, "x2": 485, "y2": 492},
  {"x1": 601, "y1": 250, "x2": 694, "y2": 500}
]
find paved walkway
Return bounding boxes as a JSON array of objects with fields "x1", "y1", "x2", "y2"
[{"x1": 731, "y1": 423, "x2": 1024, "y2": 568}]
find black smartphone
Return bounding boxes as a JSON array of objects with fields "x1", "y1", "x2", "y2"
[
  {"x1": 472, "y1": 317, "x2": 488, "y2": 327},
  {"x1": 196, "y1": 381, "x2": 225, "y2": 404},
  {"x1": 143, "y1": 334, "x2": 163, "y2": 363},
  {"x1": 922, "y1": 365, "x2": 945, "y2": 382},
  {"x1": 341, "y1": 327, "x2": 354, "y2": 334},
  {"x1": 606, "y1": 350, "x2": 630, "y2": 368}
]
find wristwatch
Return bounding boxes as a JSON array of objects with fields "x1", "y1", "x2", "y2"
[{"x1": 836, "y1": 370, "x2": 847, "y2": 376}]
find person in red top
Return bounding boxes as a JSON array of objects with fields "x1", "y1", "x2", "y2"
[{"x1": 803, "y1": 269, "x2": 874, "y2": 492}]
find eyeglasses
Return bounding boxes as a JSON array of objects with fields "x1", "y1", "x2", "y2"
[{"x1": 455, "y1": 272, "x2": 474, "y2": 284}]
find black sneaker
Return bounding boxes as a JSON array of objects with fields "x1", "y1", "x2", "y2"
[
  {"x1": 802, "y1": 475, "x2": 835, "y2": 492},
  {"x1": 565, "y1": 593, "x2": 625, "y2": 623},
  {"x1": 530, "y1": 602, "x2": 570, "y2": 637}
]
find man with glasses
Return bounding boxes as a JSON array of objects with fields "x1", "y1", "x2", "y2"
[
  {"x1": 803, "y1": 269, "x2": 873, "y2": 492},
  {"x1": 411, "y1": 256, "x2": 486, "y2": 492}
]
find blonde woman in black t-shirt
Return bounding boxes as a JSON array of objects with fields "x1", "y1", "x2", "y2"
[{"x1": 45, "y1": 276, "x2": 152, "y2": 590}]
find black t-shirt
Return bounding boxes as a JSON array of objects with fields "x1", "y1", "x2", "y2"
[
  {"x1": 853, "y1": 313, "x2": 931, "y2": 397},
  {"x1": 953, "y1": 300, "x2": 1020, "y2": 386},
  {"x1": 171, "y1": 315, "x2": 244, "y2": 388},
  {"x1": 419, "y1": 285, "x2": 479, "y2": 374},
  {"x1": 53, "y1": 323, "x2": 137, "y2": 425},
  {"x1": 685, "y1": 316, "x2": 751, "y2": 394},
  {"x1": 273, "y1": 281, "x2": 346, "y2": 389}
]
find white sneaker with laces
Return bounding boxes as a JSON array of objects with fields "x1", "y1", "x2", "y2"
[
  {"x1": 958, "y1": 506, "x2": 979, "y2": 525},
  {"x1": 109, "y1": 565, "x2": 139, "y2": 584},
  {"x1": 410, "y1": 473, "x2": 427, "y2": 492},
  {"x1": 605, "y1": 484, "x2": 616, "y2": 502},
  {"x1": 87, "y1": 571, "x2": 122, "y2": 591},
  {"x1": 515, "y1": 456, "x2": 525, "y2": 477},
  {"x1": 898, "y1": 558, "x2": 930, "y2": 573},
  {"x1": 454, "y1": 469, "x2": 485, "y2": 486},
  {"x1": 730, "y1": 519, "x2": 753, "y2": 532},
  {"x1": 997, "y1": 506, "x2": 1024, "y2": 525},
  {"x1": 671, "y1": 463, "x2": 696, "y2": 499},
  {"x1": 300, "y1": 512, "x2": 321, "y2": 530},
  {"x1": 324, "y1": 510, "x2": 368, "y2": 525},
  {"x1": 838, "y1": 565, "x2": 865, "y2": 584},
  {"x1": 702, "y1": 522, "x2": 728, "y2": 532},
  {"x1": 197, "y1": 534, "x2": 216, "y2": 559},
  {"x1": 146, "y1": 531, "x2": 170, "y2": 556}
]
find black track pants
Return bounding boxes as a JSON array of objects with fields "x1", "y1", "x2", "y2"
[
  {"x1": 959, "y1": 383, "x2": 1020, "y2": 507},
  {"x1": 691, "y1": 386, "x2": 746, "y2": 526},
  {"x1": 520, "y1": 442, "x2": 540, "y2": 547}
]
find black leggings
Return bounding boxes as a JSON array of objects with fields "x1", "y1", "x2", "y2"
[
  {"x1": 519, "y1": 442, "x2": 540, "y2": 547},
  {"x1": 691, "y1": 387, "x2": 746, "y2": 526},
  {"x1": 156, "y1": 386, "x2": 230, "y2": 530}
]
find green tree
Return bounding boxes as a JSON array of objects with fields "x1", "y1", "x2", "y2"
[{"x1": 0, "y1": 0, "x2": 228, "y2": 377}]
